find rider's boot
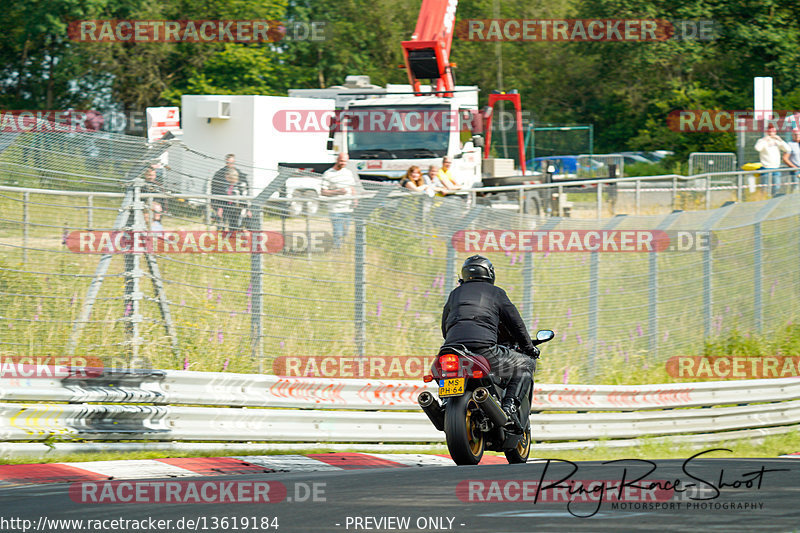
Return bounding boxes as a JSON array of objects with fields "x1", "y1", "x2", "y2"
[{"x1": 501, "y1": 380, "x2": 526, "y2": 432}]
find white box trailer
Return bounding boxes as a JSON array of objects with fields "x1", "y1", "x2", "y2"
[{"x1": 180, "y1": 94, "x2": 336, "y2": 195}]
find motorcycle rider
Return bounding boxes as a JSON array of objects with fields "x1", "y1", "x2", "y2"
[{"x1": 441, "y1": 255, "x2": 538, "y2": 429}]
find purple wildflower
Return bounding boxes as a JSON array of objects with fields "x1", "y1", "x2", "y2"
[
  {"x1": 636, "y1": 324, "x2": 643, "y2": 337},
  {"x1": 222, "y1": 359, "x2": 229, "y2": 371},
  {"x1": 562, "y1": 367, "x2": 569, "y2": 384},
  {"x1": 183, "y1": 357, "x2": 189, "y2": 370},
  {"x1": 376, "y1": 301, "x2": 382, "y2": 317}
]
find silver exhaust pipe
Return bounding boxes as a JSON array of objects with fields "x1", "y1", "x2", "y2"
[
  {"x1": 417, "y1": 391, "x2": 444, "y2": 431},
  {"x1": 473, "y1": 387, "x2": 508, "y2": 427}
]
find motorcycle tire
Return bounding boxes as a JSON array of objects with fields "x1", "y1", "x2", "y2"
[
  {"x1": 444, "y1": 393, "x2": 485, "y2": 465},
  {"x1": 504, "y1": 424, "x2": 531, "y2": 464}
]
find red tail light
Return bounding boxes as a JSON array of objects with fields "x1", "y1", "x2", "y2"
[
  {"x1": 422, "y1": 374, "x2": 433, "y2": 383},
  {"x1": 439, "y1": 354, "x2": 459, "y2": 372},
  {"x1": 472, "y1": 370, "x2": 484, "y2": 378}
]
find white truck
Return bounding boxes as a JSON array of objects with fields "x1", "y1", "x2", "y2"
[
  {"x1": 177, "y1": 94, "x2": 337, "y2": 215},
  {"x1": 289, "y1": 75, "x2": 485, "y2": 187}
]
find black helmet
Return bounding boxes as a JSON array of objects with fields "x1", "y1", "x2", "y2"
[{"x1": 461, "y1": 255, "x2": 495, "y2": 284}]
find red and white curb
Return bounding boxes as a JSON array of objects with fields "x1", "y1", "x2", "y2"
[
  {"x1": 0, "y1": 453, "x2": 512, "y2": 486},
  {"x1": 779, "y1": 452, "x2": 800, "y2": 458}
]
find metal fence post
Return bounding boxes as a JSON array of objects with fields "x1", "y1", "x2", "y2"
[
  {"x1": 22, "y1": 191, "x2": 29, "y2": 264},
  {"x1": 351, "y1": 188, "x2": 393, "y2": 359},
  {"x1": 87, "y1": 195, "x2": 93, "y2": 230},
  {"x1": 705, "y1": 177, "x2": 711, "y2": 210},
  {"x1": 596, "y1": 182, "x2": 603, "y2": 220},
  {"x1": 635, "y1": 179, "x2": 641, "y2": 215},
  {"x1": 250, "y1": 206, "x2": 264, "y2": 360},
  {"x1": 524, "y1": 218, "x2": 560, "y2": 327},
  {"x1": 123, "y1": 179, "x2": 145, "y2": 363},
  {"x1": 588, "y1": 215, "x2": 625, "y2": 380},
  {"x1": 702, "y1": 202, "x2": 736, "y2": 339},
  {"x1": 672, "y1": 177, "x2": 678, "y2": 210},
  {"x1": 751, "y1": 196, "x2": 787, "y2": 334},
  {"x1": 354, "y1": 217, "x2": 366, "y2": 358},
  {"x1": 649, "y1": 210, "x2": 683, "y2": 359},
  {"x1": 737, "y1": 172, "x2": 743, "y2": 203}
]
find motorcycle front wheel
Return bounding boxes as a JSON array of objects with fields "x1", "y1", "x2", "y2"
[{"x1": 444, "y1": 393, "x2": 485, "y2": 465}]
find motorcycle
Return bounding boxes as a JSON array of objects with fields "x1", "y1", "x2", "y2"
[{"x1": 418, "y1": 329, "x2": 555, "y2": 465}]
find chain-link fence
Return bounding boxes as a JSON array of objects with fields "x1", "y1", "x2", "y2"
[{"x1": 3, "y1": 128, "x2": 800, "y2": 385}]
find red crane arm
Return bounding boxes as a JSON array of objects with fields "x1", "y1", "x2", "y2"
[{"x1": 401, "y1": 0, "x2": 458, "y2": 96}]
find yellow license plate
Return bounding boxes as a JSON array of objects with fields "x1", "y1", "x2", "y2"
[{"x1": 438, "y1": 378, "x2": 465, "y2": 397}]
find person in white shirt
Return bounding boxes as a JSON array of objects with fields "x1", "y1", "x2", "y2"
[
  {"x1": 321, "y1": 153, "x2": 359, "y2": 249},
  {"x1": 755, "y1": 124, "x2": 790, "y2": 196},
  {"x1": 782, "y1": 129, "x2": 800, "y2": 190}
]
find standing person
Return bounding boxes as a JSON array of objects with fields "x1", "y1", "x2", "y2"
[
  {"x1": 782, "y1": 129, "x2": 800, "y2": 189},
  {"x1": 142, "y1": 166, "x2": 165, "y2": 232},
  {"x1": 321, "y1": 153, "x2": 359, "y2": 249},
  {"x1": 755, "y1": 124, "x2": 790, "y2": 196},
  {"x1": 211, "y1": 154, "x2": 248, "y2": 226},
  {"x1": 441, "y1": 255, "x2": 539, "y2": 429},
  {"x1": 219, "y1": 169, "x2": 251, "y2": 233}
]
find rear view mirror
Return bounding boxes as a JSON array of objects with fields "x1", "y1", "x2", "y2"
[{"x1": 535, "y1": 330, "x2": 555, "y2": 342}]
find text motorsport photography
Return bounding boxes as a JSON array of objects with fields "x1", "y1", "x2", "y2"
[{"x1": 458, "y1": 450, "x2": 785, "y2": 518}]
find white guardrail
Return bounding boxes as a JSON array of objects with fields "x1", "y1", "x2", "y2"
[{"x1": 1, "y1": 370, "x2": 799, "y2": 444}]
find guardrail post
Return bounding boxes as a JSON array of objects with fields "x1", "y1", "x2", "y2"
[
  {"x1": 557, "y1": 185, "x2": 564, "y2": 217},
  {"x1": 702, "y1": 202, "x2": 736, "y2": 339},
  {"x1": 87, "y1": 195, "x2": 93, "y2": 230},
  {"x1": 588, "y1": 215, "x2": 625, "y2": 380},
  {"x1": 518, "y1": 186, "x2": 525, "y2": 213},
  {"x1": 22, "y1": 191, "x2": 29, "y2": 264}
]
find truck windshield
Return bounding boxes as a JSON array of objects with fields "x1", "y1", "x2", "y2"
[{"x1": 346, "y1": 105, "x2": 451, "y2": 159}]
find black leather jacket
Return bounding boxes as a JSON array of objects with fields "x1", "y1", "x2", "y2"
[{"x1": 441, "y1": 279, "x2": 535, "y2": 355}]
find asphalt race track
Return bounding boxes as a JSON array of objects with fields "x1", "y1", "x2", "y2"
[{"x1": 0, "y1": 457, "x2": 797, "y2": 533}]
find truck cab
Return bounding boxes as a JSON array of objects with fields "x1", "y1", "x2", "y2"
[{"x1": 341, "y1": 95, "x2": 482, "y2": 187}]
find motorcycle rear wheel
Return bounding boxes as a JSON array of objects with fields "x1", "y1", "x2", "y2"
[
  {"x1": 504, "y1": 425, "x2": 531, "y2": 464},
  {"x1": 444, "y1": 393, "x2": 485, "y2": 465}
]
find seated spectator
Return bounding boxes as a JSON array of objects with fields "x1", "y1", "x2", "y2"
[
  {"x1": 436, "y1": 156, "x2": 462, "y2": 193},
  {"x1": 399, "y1": 166, "x2": 435, "y2": 196}
]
